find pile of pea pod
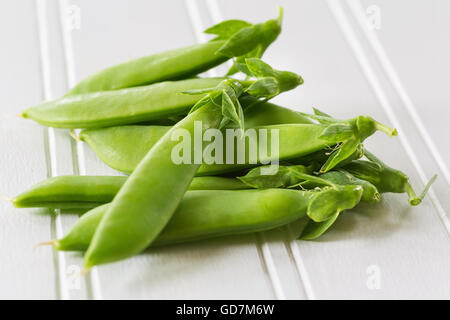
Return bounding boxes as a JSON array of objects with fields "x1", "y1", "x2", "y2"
[{"x1": 9, "y1": 8, "x2": 436, "y2": 269}]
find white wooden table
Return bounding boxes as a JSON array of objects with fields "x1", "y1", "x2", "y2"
[{"x1": 1, "y1": 0, "x2": 449, "y2": 299}]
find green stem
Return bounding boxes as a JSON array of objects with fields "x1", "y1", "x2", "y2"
[{"x1": 374, "y1": 120, "x2": 398, "y2": 137}]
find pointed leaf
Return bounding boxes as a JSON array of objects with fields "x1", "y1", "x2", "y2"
[
  {"x1": 204, "y1": 20, "x2": 252, "y2": 40},
  {"x1": 245, "y1": 77, "x2": 279, "y2": 97},
  {"x1": 218, "y1": 26, "x2": 262, "y2": 58},
  {"x1": 299, "y1": 213, "x2": 340, "y2": 240},
  {"x1": 307, "y1": 185, "x2": 363, "y2": 222},
  {"x1": 320, "y1": 138, "x2": 361, "y2": 173},
  {"x1": 319, "y1": 123, "x2": 355, "y2": 142},
  {"x1": 245, "y1": 58, "x2": 276, "y2": 77},
  {"x1": 238, "y1": 165, "x2": 312, "y2": 189},
  {"x1": 221, "y1": 91, "x2": 241, "y2": 127}
]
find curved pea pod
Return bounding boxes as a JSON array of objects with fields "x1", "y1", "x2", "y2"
[
  {"x1": 22, "y1": 78, "x2": 224, "y2": 129},
  {"x1": 66, "y1": 42, "x2": 228, "y2": 95},
  {"x1": 84, "y1": 100, "x2": 224, "y2": 267},
  {"x1": 81, "y1": 123, "x2": 329, "y2": 176},
  {"x1": 66, "y1": 9, "x2": 284, "y2": 95},
  {"x1": 343, "y1": 150, "x2": 437, "y2": 205},
  {"x1": 198, "y1": 123, "x2": 331, "y2": 176},
  {"x1": 11, "y1": 176, "x2": 248, "y2": 209},
  {"x1": 79, "y1": 99, "x2": 313, "y2": 174},
  {"x1": 49, "y1": 186, "x2": 361, "y2": 252}
]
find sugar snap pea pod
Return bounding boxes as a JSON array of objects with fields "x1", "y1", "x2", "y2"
[
  {"x1": 298, "y1": 108, "x2": 397, "y2": 172},
  {"x1": 66, "y1": 42, "x2": 228, "y2": 95},
  {"x1": 47, "y1": 186, "x2": 362, "y2": 252},
  {"x1": 22, "y1": 78, "x2": 224, "y2": 129},
  {"x1": 80, "y1": 121, "x2": 373, "y2": 177},
  {"x1": 11, "y1": 176, "x2": 248, "y2": 209},
  {"x1": 343, "y1": 150, "x2": 437, "y2": 205},
  {"x1": 84, "y1": 61, "x2": 304, "y2": 267},
  {"x1": 66, "y1": 10, "x2": 283, "y2": 95},
  {"x1": 79, "y1": 99, "x2": 313, "y2": 174}
]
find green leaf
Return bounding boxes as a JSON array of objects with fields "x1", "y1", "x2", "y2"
[
  {"x1": 221, "y1": 91, "x2": 241, "y2": 128},
  {"x1": 245, "y1": 58, "x2": 276, "y2": 77},
  {"x1": 320, "y1": 138, "x2": 361, "y2": 173},
  {"x1": 299, "y1": 213, "x2": 339, "y2": 240},
  {"x1": 320, "y1": 170, "x2": 381, "y2": 203},
  {"x1": 313, "y1": 108, "x2": 333, "y2": 118},
  {"x1": 296, "y1": 111, "x2": 339, "y2": 125},
  {"x1": 238, "y1": 165, "x2": 312, "y2": 189},
  {"x1": 204, "y1": 20, "x2": 252, "y2": 41},
  {"x1": 307, "y1": 185, "x2": 363, "y2": 222},
  {"x1": 188, "y1": 95, "x2": 211, "y2": 114},
  {"x1": 218, "y1": 26, "x2": 262, "y2": 58},
  {"x1": 245, "y1": 77, "x2": 279, "y2": 97},
  {"x1": 319, "y1": 123, "x2": 355, "y2": 142}
]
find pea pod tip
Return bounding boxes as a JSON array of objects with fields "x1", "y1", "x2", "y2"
[
  {"x1": 33, "y1": 240, "x2": 55, "y2": 249},
  {"x1": 81, "y1": 267, "x2": 91, "y2": 276},
  {"x1": 0, "y1": 194, "x2": 13, "y2": 203},
  {"x1": 69, "y1": 130, "x2": 81, "y2": 142}
]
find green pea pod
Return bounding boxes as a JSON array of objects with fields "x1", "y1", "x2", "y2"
[
  {"x1": 80, "y1": 123, "x2": 330, "y2": 176},
  {"x1": 11, "y1": 176, "x2": 248, "y2": 209},
  {"x1": 22, "y1": 78, "x2": 224, "y2": 129},
  {"x1": 84, "y1": 61, "x2": 304, "y2": 267},
  {"x1": 66, "y1": 9, "x2": 283, "y2": 95},
  {"x1": 66, "y1": 42, "x2": 228, "y2": 95},
  {"x1": 46, "y1": 185, "x2": 361, "y2": 252},
  {"x1": 83, "y1": 97, "x2": 224, "y2": 267},
  {"x1": 78, "y1": 99, "x2": 314, "y2": 174},
  {"x1": 343, "y1": 150, "x2": 437, "y2": 205}
]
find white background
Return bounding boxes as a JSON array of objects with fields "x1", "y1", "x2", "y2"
[{"x1": 0, "y1": 0, "x2": 449, "y2": 299}]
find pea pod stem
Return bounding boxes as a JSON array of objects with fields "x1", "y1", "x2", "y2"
[
  {"x1": 373, "y1": 120, "x2": 398, "y2": 137},
  {"x1": 0, "y1": 194, "x2": 12, "y2": 202},
  {"x1": 343, "y1": 149, "x2": 437, "y2": 205}
]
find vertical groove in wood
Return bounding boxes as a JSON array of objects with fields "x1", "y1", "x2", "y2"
[
  {"x1": 285, "y1": 226, "x2": 315, "y2": 300},
  {"x1": 57, "y1": 0, "x2": 103, "y2": 300},
  {"x1": 346, "y1": 0, "x2": 450, "y2": 186},
  {"x1": 326, "y1": 0, "x2": 450, "y2": 235},
  {"x1": 35, "y1": 0, "x2": 69, "y2": 300}
]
